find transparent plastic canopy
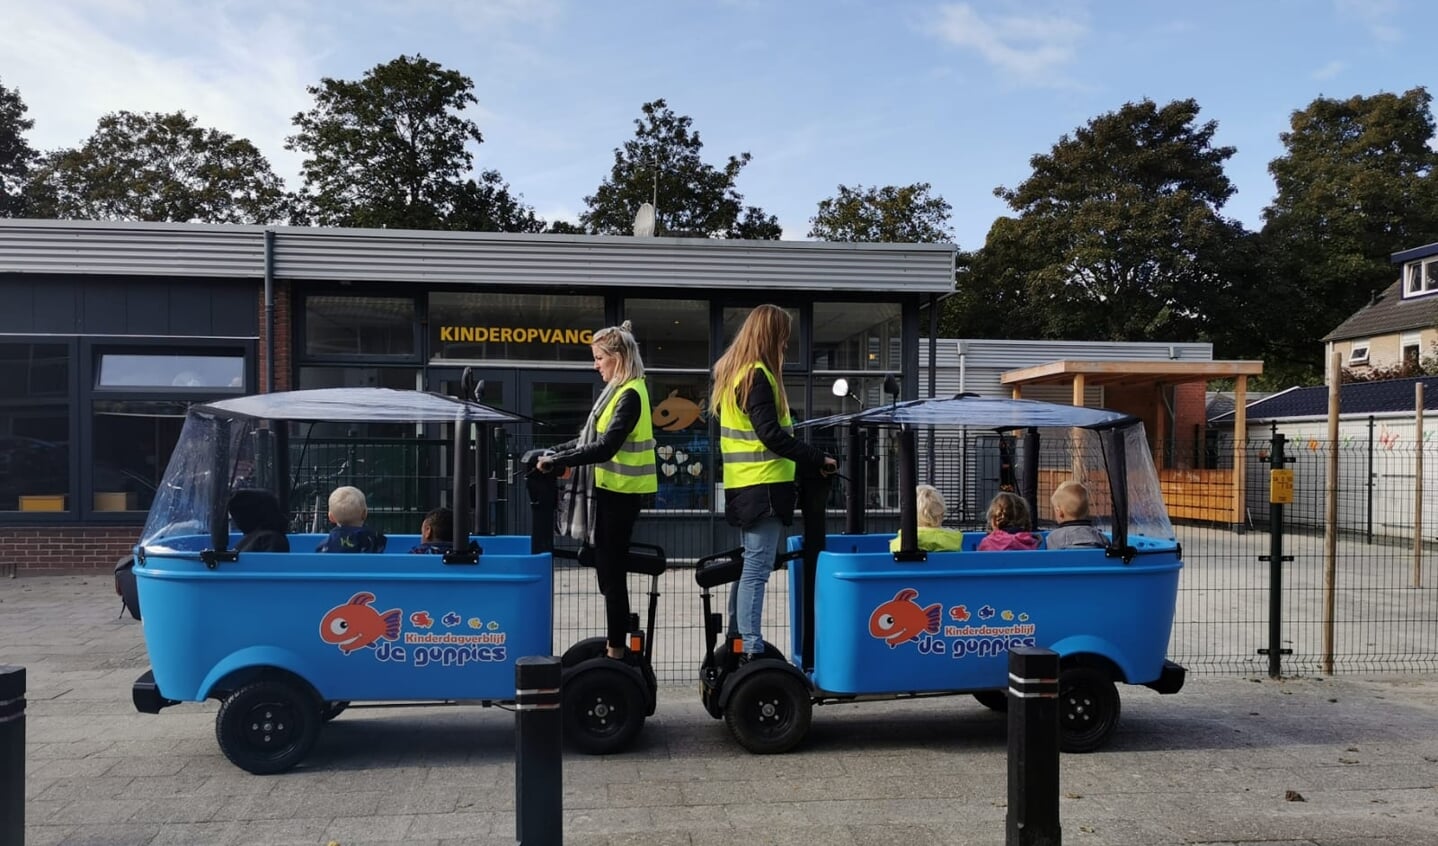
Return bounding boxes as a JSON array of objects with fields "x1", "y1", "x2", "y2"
[
  {"x1": 194, "y1": 387, "x2": 522, "y2": 424},
  {"x1": 799, "y1": 395, "x2": 1136, "y2": 431}
]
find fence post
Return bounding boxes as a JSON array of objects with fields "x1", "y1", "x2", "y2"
[
  {"x1": 515, "y1": 656, "x2": 562, "y2": 846},
  {"x1": 0, "y1": 665, "x2": 24, "y2": 846},
  {"x1": 1006, "y1": 647, "x2": 1060, "y2": 846},
  {"x1": 1261, "y1": 432, "x2": 1292, "y2": 679}
]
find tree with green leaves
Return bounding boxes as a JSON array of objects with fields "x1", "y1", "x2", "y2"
[
  {"x1": 944, "y1": 98, "x2": 1250, "y2": 347},
  {"x1": 288, "y1": 54, "x2": 540, "y2": 232},
  {"x1": 581, "y1": 98, "x2": 778, "y2": 239},
  {"x1": 1259, "y1": 87, "x2": 1438, "y2": 384},
  {"x1": 0, "y1": 77, "x2": 36, "y2": 217},
  {"x1": 26, "y1": 110, "x2": 287, "y2": 223},
  {"x1": 808, "y1": 183, "x2": 953, "y2": 243}
]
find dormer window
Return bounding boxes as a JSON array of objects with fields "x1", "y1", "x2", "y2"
[
  {"x1": 1349, "y1": 341, "x2": 1370, "y2": 365},
  {"x1": 1404, "y1": 257, "x2": 1438, "y2": 298}
]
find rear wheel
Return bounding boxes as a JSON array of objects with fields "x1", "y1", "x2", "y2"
[
  {"x1": 972, "y1": 690, "x2": 1008, "y2": 712},
  {"x1": 1058, "y1": 665, "x2": 1121, "y2": 753},
  {"x1": 563, "y1": 664, "x2": 646, "y2": 755},
  {"x1": 724, "y1": 669, "x2": 811, "y2": 754},
  {"x1": 215, "y1": 679, "x2": 320, "y2": 774}
]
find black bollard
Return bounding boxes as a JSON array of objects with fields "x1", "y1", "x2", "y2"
[
  {"x1": 1006, "y1": 647, "x2": 1061, "y2": 846},
  {"x1": 515, "y1": 656, "x2": 562, "y2": 845},
  {"x1": 0, "y1": 665, "x2": 24, "y2": 846}
]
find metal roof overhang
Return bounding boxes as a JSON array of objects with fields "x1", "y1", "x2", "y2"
[{"x1": 1001, "y1": 359, "x2": 1265, "y2": 388}]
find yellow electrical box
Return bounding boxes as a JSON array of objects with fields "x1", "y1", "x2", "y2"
[{"x1": 1270, "y1": 469, "x2": 1294, "y2": 505}]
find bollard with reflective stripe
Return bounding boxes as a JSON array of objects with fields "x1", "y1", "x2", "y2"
[
  {"x1": 515, "y1": 656, "x2": 562, "y2": 846},
  {"x1": 0, "y1": 665, "x2": 24, "y2": 846},
  {"x1": 1006, "y1": 647, "x2": 1061, "y2": 846}
]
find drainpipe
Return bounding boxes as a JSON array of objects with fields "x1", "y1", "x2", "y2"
[{"x1": 264, "y1": 230, "x2": 275, "y2": 394}]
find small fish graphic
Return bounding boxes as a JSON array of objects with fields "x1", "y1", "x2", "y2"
[
  {"x1": 949, "y1": 604, "x2": 970, "y2": 622},
  {"x1": 868, "y1": 588, "x2": 942, "y2": 648},
  {"x1": 320, "y1": 592, "x2": 402, "y2": 654},
  {"x1": 652, "y1": 391, "x2": 705, "y2": 432},
  {"x1": 487, "y1": 620, "x2": 500, "y2": 631},
  {"x1": 441, "y1": 611, "x2": 462, "y2": 628},
  {"x1": 1001, "y1": 610, "x2": 1015, "y2": 621},
  {"x1": 467, "y1": 617, "x2": 483, "y2": 629},
  {"x1": 1018, "y1": 613, "x2": 1029, "y2": 622},
  {"x1": 410, "y1": 611, "x2": 434, "y2": 629},
  {"x1": 977, "y1": 605, "x2": 996, "y2": 621}
]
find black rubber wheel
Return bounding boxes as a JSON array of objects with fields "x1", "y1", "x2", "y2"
[
  {"x1": 319, "y1": 700, "x2": 349, "y2": 722},
  {"x1": 723, "y1": 669, "x2": 812, "y2": 754},
  {"x1": 1058, "y1": 665, "x2": 1121, "y2": 753},
  {"x1": 972, "y1": 690, "x2": 1009, "y2": 712},
  {"x1": 563, "y1": 665, "x2": 646, "y2": 755},
  {"x1": 215, "y1": 679, "x2": 320, "y2": 774}
]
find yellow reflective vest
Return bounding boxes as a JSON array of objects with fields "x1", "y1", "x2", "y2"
[
  {"x1": 720, "y1": 362, "x2": 795, "y2": 489},
  {"x1": 595, "y1": 378, "x2": 658, "y2": 494}
]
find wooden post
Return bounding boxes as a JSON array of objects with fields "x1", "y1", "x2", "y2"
[
  {"x1": 1415, "y1": 383, "x2": 1424, "y2": 589},
  {"x1": 1323, "y1": 356, "x2": 1339, "y2": 675},
  {"x1": 1071, "y1": 375, "x2": 1086, "y2": 482},
  {"x1": 1154, "y1": 382, "x2": 1168, "y2": 469},
  {"x1": 1232, "y1": 375, "x2": 1248, "y2": 531},
  {"x1": 1012, "y1": 385, "x2": 1022, "y2": 400}
]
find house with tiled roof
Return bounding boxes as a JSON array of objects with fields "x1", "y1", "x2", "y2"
[{"x1": 1322, "y1": 242, "x2": 1438, "y2": 382}]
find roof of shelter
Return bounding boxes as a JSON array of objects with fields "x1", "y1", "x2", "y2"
[
  {"x1": 1209, "y1": 375, "x2": 1438, "y2": 423},
  {"x1": 1001, "y1": 359, "x2": 1264, "y2": 388},
  {"x1": 1321, "y1": 278, "x2": 1438, "y2": 343}
]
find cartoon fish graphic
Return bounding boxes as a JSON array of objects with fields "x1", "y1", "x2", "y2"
[
  {"x1": 441, "y1": 611, "x2": 461, "y2": 628},
  {"x1": 468, "y1": 617, "x2": 484, "y2": 629},
  {"x1": 652, "y1": 391, "x2": 704, "y2": 432},
  {"x1": 1001, "y1": 610, "x2": 1015, "y2": 621},
  {"x1": 869, "y1": 588, "x2": 942, "y2": 648},
  {"x1": 410, "y1": 611, "x2": 434, "y2": 629},
  {"x1": 949, "y1": 604, "x2": 970, "y2": 622},
  {"x1": 320, "y1": 592, "x2": 402, "y2": 654}
]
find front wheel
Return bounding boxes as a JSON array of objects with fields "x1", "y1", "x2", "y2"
[
  {"x1": 215, "y1": 679, "x2": 320, "y2": 774},
  {"x1": 563, "y1": 664, "x2": 646, "y2": 755},
  {"x1": 724, "y1": 669, "x2": 812, "y2": 754},
  {"x1": 1058, "y1": 665, "x2": 1121, "y2": 753},
  {"x1": 972, "y1": 690, "x2": 1008, "y2": 712}
]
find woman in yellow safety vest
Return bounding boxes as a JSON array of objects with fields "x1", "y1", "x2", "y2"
[
  {"x1": 711, "y1": 305, "x2": 837, "y2": 662},
  {"x1": 540, "y1": 320, "x2": 658, "y2": 660}
]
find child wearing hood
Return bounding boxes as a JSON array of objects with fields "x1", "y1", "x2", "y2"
[{"x1": 978, "y1": 491, "x2": 1041, "y2": 551}]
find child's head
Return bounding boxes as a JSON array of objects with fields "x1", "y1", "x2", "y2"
[
  {"x1": 986, "y1": 491, "x2": 1030, "y2": 532},
  {"x1": 327, "y1": 486, "x2": 368, "y2": 527},
  {"x1": 915, "y1": 485, "x2": 947, "y2": 529},
  {"x1": 421, "y1": 507, "x2": 453, "y2": 542},
  {"x1": 1051, "y1": 480, "x2": 1092, "y2": 522}
]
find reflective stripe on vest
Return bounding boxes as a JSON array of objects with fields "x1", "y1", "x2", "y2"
[
  {"x1": 720, "y1": 362, "x2": 795, "y2": 488},
  {"x1": 595, "y1": 378, "x2": 658, "y2": 494}
]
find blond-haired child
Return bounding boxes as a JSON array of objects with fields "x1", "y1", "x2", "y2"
[
  {"x1": 1045, "y1": 480, "x2": 1108, "y2": 549},
  {"x1": 316, "y1": 485, "x2": 385, "y2": 553},
  {"x1": 890, "y1": 485, "x2": 965, "y2": 552}
]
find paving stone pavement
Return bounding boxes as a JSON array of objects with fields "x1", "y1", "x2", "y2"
[{"x1": 3, "y1": 573, "x2": 1438, "y2": 846}]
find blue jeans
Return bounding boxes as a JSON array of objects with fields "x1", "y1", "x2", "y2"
[{"x1": 726, "y1": 516, "x2": 784, "y2": 655}]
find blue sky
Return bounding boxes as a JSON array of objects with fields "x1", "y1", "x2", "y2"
[{"x1": 1, "y1": 0, "x2": 1432, "y2": 247}]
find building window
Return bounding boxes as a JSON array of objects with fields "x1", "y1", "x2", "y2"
[
  {"x1": 91, "y1": 400, "x2": 188, "y2": 512},
  {"x1": 722, "y1": 306, "x2": 800, "y2": 370},
  {"x1": 1348, "y1": 341, "x2": 1370, "y2": 365},
  {"x1": 812, "y1": 302, "x2": 902, "y2": 371},
  {"x1": 624, "y1": 298, "x2": 709, "y2": 370},
  {"x1": 1404, "y1": 258, "x2": 1438, "y2": 298},
  {"x1": 429, "y1": 292, "x2": 603, "y2": 364},
  {"x1": 305, "y1": 295, "x2": 417, "y2": 357},
  {"x1": 97, "y1": 352, "x2": 246, "y2": 389},
  {"x1": 0, "y1": 342, "x2": 70, "y2": 513},
  {"x1": 1402, "y1": 332, "x2": 1422, "y2": 371}
]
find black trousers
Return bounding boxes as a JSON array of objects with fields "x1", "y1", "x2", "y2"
[{"x1": 592, "y1": 488, "x2": 642, "y2": 650}]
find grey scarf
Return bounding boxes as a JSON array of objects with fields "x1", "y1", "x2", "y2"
[{"x1": 558, "y1": 379, "x2": 623, "y2": 545}]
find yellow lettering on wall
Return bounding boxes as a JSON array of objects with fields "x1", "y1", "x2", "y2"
[
  {"x1": 580, "y1": 330, "x2": 593, "y2": 344},
  {"x1": 440, "y1": 327, "x2": 454, "y2": 342}
]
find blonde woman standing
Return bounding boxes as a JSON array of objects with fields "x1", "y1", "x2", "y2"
[
  {"x1": 712, "y1": 305, "x2": 836, "y2": 662},
  {"x1": 539, "y1": 320, "x2": 657, "y2": 659}
]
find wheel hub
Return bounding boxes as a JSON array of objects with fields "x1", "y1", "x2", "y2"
[{"x1": 246, "y1": 704, "x2": 293, "y2": 747}]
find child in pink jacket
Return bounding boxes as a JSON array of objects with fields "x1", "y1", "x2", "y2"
[{"x1": 978, "y1": 491, "x2": 1041, "y2": 551}]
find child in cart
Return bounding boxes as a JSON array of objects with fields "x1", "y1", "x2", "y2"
[
  {"x1": 1045, "y1": 481, "x2": 1109, "y2": 549},
  {"x1": 978, "y1": 491, "x2": 1040, "y2": 551},
  {"x1": 315, "y1": 486, "x2": 386, "y2": 553}
]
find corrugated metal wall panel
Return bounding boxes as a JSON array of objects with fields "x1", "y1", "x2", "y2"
[
  {"x1": 0, "y1": 221, "x2": 956, "y2": 293},
  {"x1": 916, "y1": 338, "x2": 1215, "y2": 400}
]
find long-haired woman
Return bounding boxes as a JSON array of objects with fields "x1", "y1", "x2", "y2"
[
  {"x1": 711, "y1": 304, "x2": 836, "y2": 661},
  {"x1": 540, "y1": 320, "x2": 657, "y2": 659}
]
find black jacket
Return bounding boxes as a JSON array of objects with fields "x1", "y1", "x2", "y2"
[
  {"x1": 725, "y1": 369, "x2": 829, "y2": 529},
  {"x1": 550, "y1": 390, "x2": 641, "y2": 469}
]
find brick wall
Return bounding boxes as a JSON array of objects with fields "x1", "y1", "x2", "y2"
[
  {"x1": 1, "y1": 526, "x2": 140, "y2": 574},
  {"x1": 257, "y1": 280, "x2": 293, "y2": 392},
  {"x1": 1170, "y1": 382, "x2": 1208, "y2": 469}
]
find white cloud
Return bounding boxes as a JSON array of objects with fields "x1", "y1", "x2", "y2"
[
  {"x1": 1334, "y1": 0, "x2": 1402, "y2": 43},
  {"x1": 926, "y1": 2, "x2": 1088, "y2": 84},
  {"x1": 1312, "y1": 60, "x2": 1346, "y2": 81},
  {"x1": 0, "y1": 0, "x2": 321, "y2": 183}
]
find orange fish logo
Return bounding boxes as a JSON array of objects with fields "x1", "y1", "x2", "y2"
[
  {"x1": 652, "y1": 391, "x2": 704, "y2": 432},
  {"x1": 410, "y1": 611, "x2": 434, "y2": 629},
  {"x1": 320, "y1": 592, "x2": 402, "y2": 654},
  {"x1": 869, "y1": 588, "x2": 942, "y2": 648}
]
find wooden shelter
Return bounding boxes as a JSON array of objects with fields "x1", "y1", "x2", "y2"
[{"x1": 1002, "y1": 359, "x2": 1265, "y2": 527}]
